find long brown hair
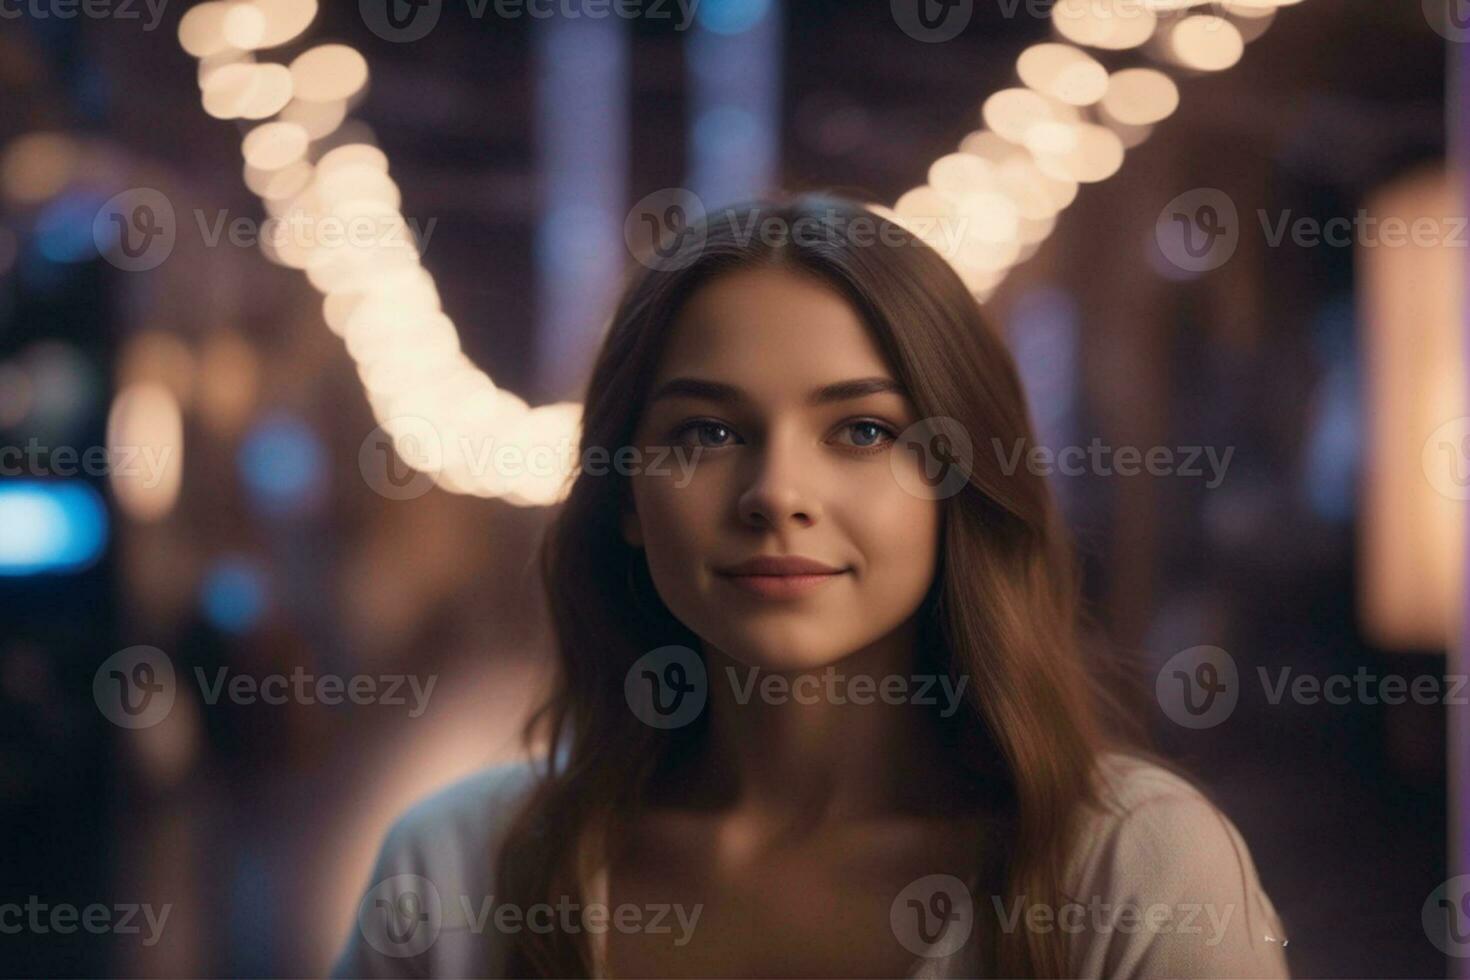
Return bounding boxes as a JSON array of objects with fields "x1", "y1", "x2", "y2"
[{"x1": 496, "y1": 192, "x2": 1158, "y2": 976}]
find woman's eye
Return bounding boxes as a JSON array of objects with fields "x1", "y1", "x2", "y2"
[
  {"x1": 672, "y1": 420, "x2": 739, "y2": 448},
  {"x1": 668, "y1": 419, "x2": 895, "y2": 451},
  {"x1": 836, "y1": 420, "x2": 897, "y2": 451}
]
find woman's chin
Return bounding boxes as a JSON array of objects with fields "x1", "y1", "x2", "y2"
[{"x1": 706, "y1": 636, "x2": 848, "y2": 676}]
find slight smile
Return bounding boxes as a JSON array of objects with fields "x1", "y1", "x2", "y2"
[{"x1": 715, "y1": 555, "x2": 851, "y2": 601}]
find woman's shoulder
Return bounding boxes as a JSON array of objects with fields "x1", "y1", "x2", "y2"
[
  {"x1": 1083, "y1": 749, "x2": 1217, "y2": 820},
  {"x1": 379, "y1": 757, "x2": 542, "y2": 857},
  {"x1": 1076, "y1": 750, "x2": 1269, "y2": 871},
  {"x1": 330, "y1": 758, "x2": 544, "y2": 978},
  {"x1": 1056, "y1": 750, "x2": 1292, "y2": 978}
]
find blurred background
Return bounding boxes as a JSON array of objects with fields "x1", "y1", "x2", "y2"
[{"x1": 0, "y1": 0, "x2": 1462, "y2": 975}]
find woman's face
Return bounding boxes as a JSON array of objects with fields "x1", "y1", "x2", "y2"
[{"x1": 623, "y1": 265, "x2": 942, "y2": 673}]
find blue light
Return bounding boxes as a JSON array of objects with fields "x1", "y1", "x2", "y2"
[
  {"x1": 686, "y1": 2, "x2": 780, "y2": 206},
  {"x1": 35, "y1": 191, "x2": 105, "y2": 264},
  {"x1": 693, "y1": 106, "x2": 761, "y2": 161},
  {"x1": 1302, "y1": 362, "x2": 1357, "y2": 522},
  {"x1": 1301, "y1": 296, "x2": 1359, "y2": 522},
  {"x1": 237, "y1": 413, "x2": 327, "y2": 517},
  {"x1": 537, "y1": 202, "x2": 607, "y2": 279},
  {"x1": 0, "y1": 480, "x2": 108, "y2": 575},
  {"x1": 696, "y1": 0, "x2": 770, "y2": 35},
  {"x1": 1007, "y1": 285, "x2": 1079, "y2": 442},
  {"x1": 200, "y1": 557, "x2": 268, "y2": 634}
]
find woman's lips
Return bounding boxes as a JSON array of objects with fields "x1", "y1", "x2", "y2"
[{"x1": 717, "y1": 570, "x2": 848, "y2": 600}]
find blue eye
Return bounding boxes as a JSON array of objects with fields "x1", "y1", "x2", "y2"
[
  {"x1": 667, "y1": 418, "x2": 897, "y2": 452},
  {"x1": 671, "y1": 419, "x2": 739, "y2": 448},
  {"x1": 838, "y1": 420, "x2": 897, "y2": 450}
]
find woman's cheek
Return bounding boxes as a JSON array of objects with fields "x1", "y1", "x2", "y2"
[
  {"x1": 635, "y1": 478, "x2": 721, "y2": 593},
  {"x1": 650, "y1": 470, "x2": 721, "y2": 542},
  {"x1": 859, "y1": 480, "x2": 941, "y2": 583}
]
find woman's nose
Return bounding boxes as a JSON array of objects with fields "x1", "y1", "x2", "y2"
[{"x1": 736, "y1": 430, "x2": 822, "y2": 530}]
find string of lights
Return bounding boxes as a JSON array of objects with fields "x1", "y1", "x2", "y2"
[{"x1": 176, "y1": 0, "x2": 1307, "y2": 505}]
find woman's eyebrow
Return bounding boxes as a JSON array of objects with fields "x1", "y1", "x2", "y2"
[{"x1": 649, "y1": 375, "x2": 908, "y2": 406}]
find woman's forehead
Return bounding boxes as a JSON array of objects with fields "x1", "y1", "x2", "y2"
[{"x1": 658, "y1": 267, "x2": 893, "y2": 382}]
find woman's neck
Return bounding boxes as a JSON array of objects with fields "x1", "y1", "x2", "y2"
[{"x1": 667, "y1": 619, "x2": 971, "y2": 833}]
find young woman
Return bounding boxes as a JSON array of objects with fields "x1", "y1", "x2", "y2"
[{"x1": 333, "y1": 194, "x2": 1290, "y2": 978}]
